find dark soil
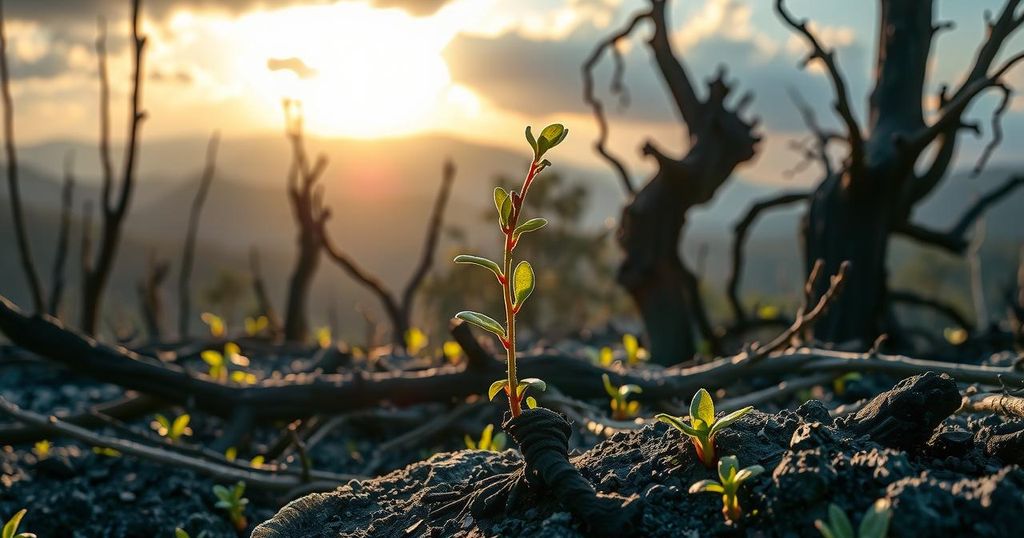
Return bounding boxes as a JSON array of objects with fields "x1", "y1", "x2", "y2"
[{"x1": 253, "y1": 373, "x2": 1024, "y2": 538}]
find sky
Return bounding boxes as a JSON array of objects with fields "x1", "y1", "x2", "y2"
[{"x1": 3, "y1": 0, "x2": 1024, "y2": 185}]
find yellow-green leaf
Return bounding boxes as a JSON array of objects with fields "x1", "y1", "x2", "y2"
[
  {"x1": 456, "y1": 311, "x2": 506, "y2": 338},
  {"x1": 512, "y1": 261, "x2": 535, "y2": 306},
  {"x1": 453, "y1": 255, "x2": 502, "y2": 279},
  {"x1": 488, "y1": 379, "x2": 509, "y2": 401},
  {"x1": 690, "y1": 388, "x2": 715, "y2": 424}
]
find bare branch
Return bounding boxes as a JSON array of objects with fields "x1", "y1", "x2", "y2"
[
  {"x1": 889, "y1": 289, "x2": 974, "y2": 332},
  {"x1": 48, "y1": 151, "x2": 75, "y2": 317},
  {"x1": 400, "y1": 159, "x2": 456, "y2": 329},
  {"x1": 0, "y1": 0, "x2": 46, "y2": 312},
  {"x1": 178, "y1": 131, "x2": 220, "y2": 339},
  {"x1": 96, "y1": 16, "x2": 114, "y2": 215},
  {"x1": 972, "y1": 82, "x2": 1012, "y2": 176},
  {"x1": 775, "y1": 0, "x2": 864, "y2": 169},
  {"x1": 249, "y1": 247, "x2": 282, "y2": 338},
  {"x1": 726, "y1": 191, "x2": 810, "y2": 323},
  {"x1": 581, "y1": 9, "x2": 650, "y2": 196}
]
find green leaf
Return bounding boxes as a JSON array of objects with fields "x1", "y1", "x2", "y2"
[
  {"x1": 496, "y1": 188, "x2": 513, "y2": 227},
  {"x1": 453, "y1": 255, "x2": 502, "y2": 279},
  {"x1": 690, "y1": 388, "x2": 715, "y2": 425},
  {"x1": 688, "y1": 479, "x2": 724, "y2": 494},
  {"x1": 858, "y1": 499, "x2": 892, "y2": 538},
  {"x1": 213, "y1": 485, "x2": 230, "y2": 501},
  {"x1": 201, "y1": 350, "x2": 223, "y2": 367},
  {"x1": 171, "y1": 414, "x2": 190, "y2": 439},
  {"x1": 513, "y1": 218, "x2": 547, "y2": 238},
  {"x1": 601, "y1": 374, "x2": 618, "y2": 399},
  {"x1": 525, "y1": 126, "x2": 537, "y2": 155},
  {"x1": 512, "y1": 261, "x2": 535, "y2": 306},
  {"x1": 480, "y1": 424, "x2": 494, "y2": 449},
  {"x1": 155, "y1": 414, "x2": 170, "y2": 430},
  {"x1": 718, "y1": 456, "x2": 739, "y2": 484},
  {"x1": 488, "y1": 379, "x2": 509, "y2": 401},
  {"x1": 655, "y1": 413, "x2": 699, "y2": 437},
  {"x1": 827, "y1": 504, "x2": 855, "y2": 538},
  {"x1": 709, "y1": 406, "x2": 754, "y2": 436},
  {"x1": 455, "y1": 311, "x2": 506, "y2": 339},
  {"x1": 525, "y1": 396, "x2": 538, "y2": 409},
  {"x1": 3, "y1": 509, "x2": 27, "y2": 538},
  {"x1": 814, "y1": 521, "x2": 837, "y2": 538},
  {"x1": 493, "y1": 187, "x2": 509, "y2": 215},
  {"x1": 534, "y1": 123, "x2": 568, "y2": 160},
  {"x1": 516, "y1": 377, "x2": 546, "y2": 397},
  {"x1": 175, "y1": 529, "x2": 190, "y2": 538},
  {"x1": 464, "y1": 434, "x2": 476, "y2": 449},
  {"x1": 735, "y1": 465, "x2": 764, "y2": 483}
]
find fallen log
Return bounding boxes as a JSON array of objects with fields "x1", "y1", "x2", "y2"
[{"x1": 2, "y1": 294, "x2": 1022, "y2": 422}]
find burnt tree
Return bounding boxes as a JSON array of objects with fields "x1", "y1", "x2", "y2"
[
  {"x1": 282, "y1": 100, "x2": 330, "y2": 343},
  {"x1": 81, "y1": 2, "x2": 147, "y2": 335},
  {"x1": 177, "y1": 131, "x2": 220, "y2": 340},
  {"x1": 136, "y1": 251, "x2": 169, "y2": 341},
  {"x1": 776, "y1": 0, "x2": 1024, "y2": 346},
  {"x1": 320, "y1": 159, "x2": 456, "y2": 350},
  {"x1": 584, "y1": 0, "x2": 760, "y2": 364}
]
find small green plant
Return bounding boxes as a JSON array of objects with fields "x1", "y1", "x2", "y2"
[
  {"x1": 464, "y1": 423, "x2": 507, "y2": 451},
  {"x1": 454, "y1": 123, "x2": 568, "y2": 417},
  {"x1": 442, "y1": 340, "x2": 462, "y2": 364},
  {"x1": 315, "y1": 326, "x2": 332, "y2": 349},
  {"x1": 656, "y1": 388, "x2": 753, "y2": 468},
  {"x1": 152, "y1": 413, "x2": 192, "y2": 443},
  {"x1": 202, "y1": 343, "x2": 253, "y2": 385},
  {"x1": 622, "y1": 333, "x2": 647, "y2": 365},
  {"x1": 602, "y1": 374, "x2": 643, "y2": 420},
  {"x1": 32, "y1": 440, "x2": 50, "y2": 460},
  {"x1": 405, "y1": 327, "x2": 428, "y2": 355},
  {"x1": 213, "y1": 481, "x2": 249, "y2": 532},
  {"x1": 201, "y1": 312, "x2": 226, "y2": 338},
  {"x1": 689, "y1": 455, "x2": 764, "y2": 525},
  {"x1": 2, "y1": 509, "x2": 35, "y2": 538},
  {"x1": 815, "y1": 500, "x2": 893, "y2": 538},
  {"x1": 244, "y1": 315, "x2": 269, "y2": 337}
]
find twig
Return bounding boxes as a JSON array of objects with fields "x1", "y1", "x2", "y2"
[
  {"x1": 889, "y1": 289, "x2": 974, "y2": 332},
  {"x1": 178, "y1": 131, "x2": 220, "y2": 339},
  {"x1": 0, "y1": 393, "x2": 161, "y2": 443},
  {"x1": 960, "y1": 391, "x2": 1024, "y2": 418},
  {"x1": 48, "y1": 151, "x2": 75, "y2": 317}
]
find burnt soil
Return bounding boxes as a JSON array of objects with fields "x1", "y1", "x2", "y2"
[{"x1": 254, "y1": 373, "x2": 1024, "y2": 538}]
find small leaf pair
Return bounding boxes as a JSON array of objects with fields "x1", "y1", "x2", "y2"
[
  {"x1": 488, "y1": 377, "x2": 546, "y2": 409},
  {"x1": 525, "y1": 124, "x2": 569, "y2": 162},
  {"x1": 2, "y1": 509, "x2": 35, "y2": 538},
  {"x1": 601, "y1": 374, "x2": 643, "y2": 420},
  {"x1": 200, "y1": 312, "x2": 226, "y2": 338},
  {"x1": 152, "y1": 413, "x2": 192, "y2": 443},
  {"x1": 213, "y1": 481, "x2": 249, "y2": 532},
  {"x1": 689, "y1": 455, "x2": 765, "y2": 524},
  {"x1": 464, "y1": 423, "x2": 507, "y2": 452},
  {"x1": 244, "y1": 315, "x2": 269, "y2": 336},
  {"x1": 655, "y1": 388, "x2": 753, "y2": 468},
  {"x1": 815, "y1": 500, "x2": 893, "y2": 538}
]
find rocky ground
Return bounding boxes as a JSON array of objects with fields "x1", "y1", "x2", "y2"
[{"x1": 254, "y1": 373, "x2": 1024, "y2": 538}]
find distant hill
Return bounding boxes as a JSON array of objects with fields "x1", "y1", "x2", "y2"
[{"x1": 1, "y1": 132, "x2": 1021, "y2": 339}]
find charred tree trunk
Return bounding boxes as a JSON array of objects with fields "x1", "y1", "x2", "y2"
[
  {"x1": 81, "y1": 2, "x2": 147, "y2": 336},
  {"x1": 136, "y1": 252, "x2": 169, "y2": 341},
  {"x1": 47, "y1": 152, "x2": 75, "y2": 317},
  {"x1": 281, "y1": 100, "x2": 330, "y2": 343},
  {"x1": 587, "y1": 0, "x2": 759, "y2": 364},
  {"x1": 777, "y1": 0, "x2": 1024, "y2": 346}
]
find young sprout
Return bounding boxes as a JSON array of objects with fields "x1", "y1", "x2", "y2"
[
  {"x1": 213, "y1": 481, "x2": 249, "y2": 532},
  {"x1": 201, "y1": 312, "x2": 226, "y2": 338},
  {"x1": 622, "y1": 333, "x2": 648, "y2": 366},
  {"x1": 315, "y1": 326, "x2": 332, "y2": 349},
  {"x1": 815, "y1": 500, "x2": 893, "y2": 538},
  {"x1": 2, "y1": 509, "x2": 35, "y2": 538},
  {"x1": 152, "y1": 413, "x2": 192, "y2": 444},
  {"x1": 442, "y1": 341, "x2": 462, "y2": 364},
  {"x1": 602, "y1": 374, "x2": 643, "y2": 420},
  {"x1": 405, "y1": 327, "x2": 428, "y2": 355},
  {"x1": 32, "y1": 440, "x2": 50, "y2": 460},
  {"x1": 244, "y1": 315, "x2": 269, "y2": 337},
  {"x1": 689, "y1": 455, "x2": 764, "y2": 525},
  {"x1": 464, "y1": 424, "x2": 507, "y2": 452},
  {"x1": 454, "y1": 123, "x2": 568, "y2": 417},
  {"x1": 201, "y1": 343, "x2": 251, "y2": 384},
  {"x1": 655, "y1": 388, "x2": 753, "y2": 468},
  {"x1": 598, "y1": 346, "x2": 614, "y2": 367}
]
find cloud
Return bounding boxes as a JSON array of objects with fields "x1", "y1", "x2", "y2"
[{"x1": 267, "y1": 57, "x2": 317, "y2": 79}]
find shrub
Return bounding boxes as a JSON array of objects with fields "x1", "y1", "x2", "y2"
[
  {"x1": 689, "y1": 455, "x2": 764, "y2": 524},
  {"x1": 656, "y1": 388, "x2": 752, "y2": 467}
]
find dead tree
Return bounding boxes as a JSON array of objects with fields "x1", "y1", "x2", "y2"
[
  {"x1": 137, "y1": 251, "x2": 169, "y2": 341},
  {"x1": 321, "y1": 159, "x2": 456, "y2": 350},
  {"x1": 0, "y1": 0, "x2": 45, "y2": 313},
  {"x1": 282, "y1": 100, "x2": 330, "y2": 343},
  {"x1": 48, "y1": 152, "x2": 76, "y2": 317},
  {"x1": 177, "y1": 131, "x2": 220, "y2": 340},
  {"x1": 775, "y1": 0, "x2": 1024, "y2": 346},
  {"x1": 583, "y1": 0, "x2": 760, "y2": 364},
  {"x1": 81, "y1": 2, "x2": 147, "y2": 335}
]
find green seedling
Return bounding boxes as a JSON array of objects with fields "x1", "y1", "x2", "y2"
[
  {"x1": 244, "y1": 315, "x2": 269, "y2": 337},
  {"x1": 32, "y1": 440, "x2": 50, "y2": 460},
  {"x1": 815, "y1": 500, "x2": 893, "y2": 538},
  {"x1": 602, "y1": 374, "x2": 643, "y2": 420},
  {"x1": 656, "y1": 388, "x2": 753, "y2": 468},
  {"x1": 315, "y1": 326, "x2": 332, "y2": 349},
  {"x1": 2, "y1": 509, "x2": 35, "y2": 538},
  {"x1": 152, "y1": 413, "x2": 192, "y2": 443},
  {"x1": 201, "y1": 312, "x2": 226, "y2": 338},
  {"x1": 454, "y1": 123, "x2": 568, "y2": 417},
  {"x1": 689, "y1": 455, "x2": 764, "y2": 525},
  {"x1": 213, "y1": 481, "x2": 249, "y2": 532},
  {"x1": 622, "y1": 333, "x2": 647, "y2": 365},
  {"x1": 405, "y1": 327, "x2": 428, "y2": 355},
  {"x1": 442, "y1": 340, "x2": 462, "y2": 365},
  {"x1": 464, "y1": 424, "x2": 507, "y2": 452},
  {"x1": 202, "y1": 343, "x2": 253, "y2": 385}
]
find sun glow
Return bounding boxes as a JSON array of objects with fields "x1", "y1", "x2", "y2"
[{"x1": 178, "y1": 1, "x2": 469, "y2": 138}]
